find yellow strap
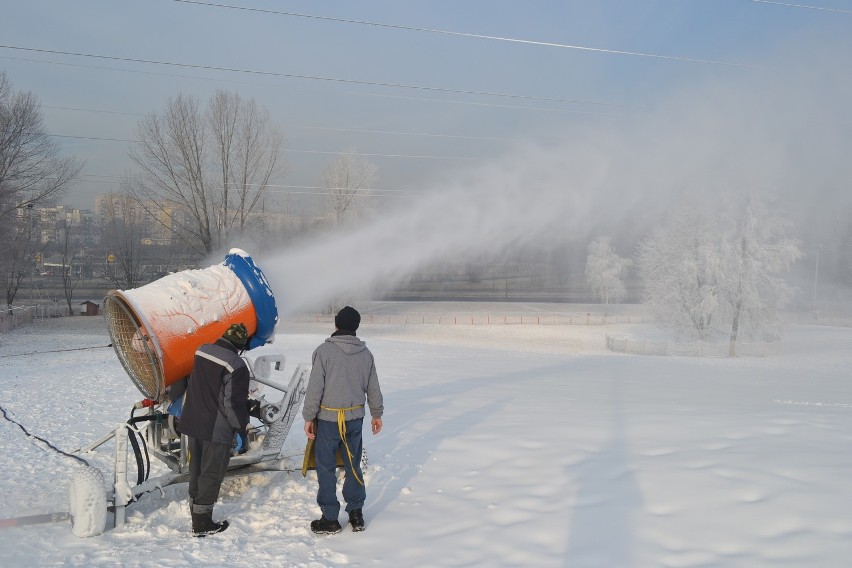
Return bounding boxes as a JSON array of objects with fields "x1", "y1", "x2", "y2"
[{"x1": 320, "y1": 405, "x2": 365, "y2": 486}]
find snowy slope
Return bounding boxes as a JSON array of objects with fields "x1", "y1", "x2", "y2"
[{"x1": 1, "y1": 312, "x2": 852, "y2": 567}]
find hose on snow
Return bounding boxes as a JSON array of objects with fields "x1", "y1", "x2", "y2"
[{"x1": 0, "y1": 404, "x2": 89, "y2": 467}]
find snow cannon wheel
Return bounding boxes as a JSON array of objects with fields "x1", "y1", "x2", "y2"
[{"x1": 69, "y1": 467, "x2": 107, "y2": 537}]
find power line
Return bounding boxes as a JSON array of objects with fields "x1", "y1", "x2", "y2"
[
  {"x1": 67, "y1": 176, "x2": 416, "y2": 197},
  {"x1": 0, "y1": 44, "x2": 624, "y2": 107},
  {"x1": 41, "y1": 105, "x2": 143, "y2": 117},
  {"x1": 750, "y1": 0, "x2": 852, "y2": 14},
  {"x1": 286, "y1": 149, "x2": 478, "y2": 160},
  {"x1": 263, "y1": 188, "x2": 415, "y2": 198},
  {"x1": 286, "y1": 124, "x2": 513, "y2": 142},
  {"x1": 44, "y1": 132, "x2": 481, "y2": 161},
  {"x1": 4, "y1": 55, "x2": 613, "y2": 115},
  {"x1": 47, "y1": 133, "x2": 136, "y2": 143},
  {"x1": 169, "y1": 0, "x2": 753, "y2": 67},
  {"x1": 78, "y1": 175, "x2": 414, "y2": 194},
  {"x1": 74, "y1": 172, "x2": 411, "y2": 193},
  {"x1": 67, "y1": 172, "x2": 422, "y2": 194},
  {"x1": 75, "y1": 172, "x2": 408, "y2": 192},
  {"x1": 40, "y1": 103, "x2": 514, "y2": 140},
  {"x1": 321, "y1": 89, "x2": 614, "y2": 114}
]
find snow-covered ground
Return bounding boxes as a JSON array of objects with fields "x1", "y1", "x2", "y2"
[{"x1": 1, "y1": 305, "x2": 852, "y2": 567}]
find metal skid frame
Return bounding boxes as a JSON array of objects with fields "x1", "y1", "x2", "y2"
[{"x1": 79, "y1": 355, "x2": 310, "y2": 530}]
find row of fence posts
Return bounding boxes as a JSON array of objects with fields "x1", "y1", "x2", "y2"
[
  {"x1": 605, "y1": 334, "x2": 777, "y2": 357},
  {"x1": 303, "y1": 313, "x2": 648, "y2": 325},
  {"x1": 0, "y1": 304, "x2": 70, "y2": 333}
]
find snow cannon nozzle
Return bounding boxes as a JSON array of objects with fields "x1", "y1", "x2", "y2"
[{"x1": 103, "y1": 251, "x2": 279, "y2": 400}]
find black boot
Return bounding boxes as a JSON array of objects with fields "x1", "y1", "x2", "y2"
[
  {"x1": 348, "y1": 509, "x2": 365, "y2": 532},
  {"x1": 310, "y1": 516, "x2": 342, "y2": 535},
  {"x1": 192, "y1": 511, "x2": 229, "y2": 537}
]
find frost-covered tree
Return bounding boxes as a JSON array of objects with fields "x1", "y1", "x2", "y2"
[
  {"x1": 717, "y1": 198, "x2": 801, "y2": 355},
  {"x1": 585, "y1": 237, "x2": 631, "y2": 314},
  {"x1": 638, "y1": 196, "x2": 801, "y2": 352},
  {"x1": 638, "y1": 206, "x2": 723, "y2": 341}
]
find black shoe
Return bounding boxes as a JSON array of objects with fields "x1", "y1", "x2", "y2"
[
  {"x1": 348, "y1": 509, "x2": 365, "y2": 532},
  {"x1": 195, "y1": 519, "x2": 228, "y2": 537},
  {"x1": 192, "y1": 511, "x2": 229, "y2": 537},
  {"x1": 310, "y1": 516, "x2": 343, "y2": 535}
]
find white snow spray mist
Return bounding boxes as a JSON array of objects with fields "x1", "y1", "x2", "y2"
[
  {"x1": 260, "y1": 140, "x2": 621, "y2": 315},
  {"x1": 253, "y1": 40, "x2": 852, "y2": 315}
]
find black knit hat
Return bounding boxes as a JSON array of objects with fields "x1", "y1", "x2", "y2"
[
  {"x1": 335, "y1": 306, "x2": 360, "y2": 331},
  {"x1": 223, "y1": 323, "x2": 249, "y2": 349}
]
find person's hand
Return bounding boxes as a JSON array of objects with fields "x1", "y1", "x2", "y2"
[
  {"x1": 304, "y1": 420, "x2": 316, "y2": 440},
  {"x1": 247, "y1": 399, "x2": 261, "y2": 419},
  {"x1": 371, "y1": 417, "x2": 382, "y2": 435},
  {"x1": 233, "y1": 430, "x2": 248, "y2": 454}
]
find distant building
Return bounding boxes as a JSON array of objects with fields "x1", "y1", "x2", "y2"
[
  {"x1": 96, "y1": 193, "x2": 190, "y2": 246},
  {"x1": 78, "y1": 300, "x2": 100, "y2": 316},
  {"x1": 30, "y1": 205, "x2": 100, "y2": 246}
]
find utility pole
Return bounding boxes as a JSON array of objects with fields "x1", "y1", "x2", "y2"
[{"x1": 812, "y1": 244, "x2": 821, "y2": 318}]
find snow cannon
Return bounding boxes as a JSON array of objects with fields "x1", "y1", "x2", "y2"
[
  {"x1": 102, "y1": 248, "x2": 278, "y2": 400},
  {"x1": 63, "y1": 250, "x2": 311, "y2": 538}
]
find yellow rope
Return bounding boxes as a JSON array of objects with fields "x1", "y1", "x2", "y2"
[{"x1": 320, "y1": 404, "x2": 365, "y2": 485}]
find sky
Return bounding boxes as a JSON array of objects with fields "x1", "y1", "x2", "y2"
[
  {"x1": 2, "y1": 0, "x2": 851, "y2": 217},
  {"x1": 2, "y1": 308, "x2": 852, "y2": 566}
]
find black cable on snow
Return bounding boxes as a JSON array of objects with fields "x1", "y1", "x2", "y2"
[
  {"x1": 0, "y1": 344, "x2": 113, "y2": 359},
  {"x1": 126, "y1": 425, "x2": 146, "y2": 486},
  {"x1": 0, "y1": 405, "x2": 89, "y2": 467},
  {"x1": 127, "y1": 409, "x2": 151, "y2": 484}
]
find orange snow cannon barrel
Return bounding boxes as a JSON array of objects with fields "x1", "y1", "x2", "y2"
[{"x1": 102, "y1": 249, "x2": 279, "y2": 400}]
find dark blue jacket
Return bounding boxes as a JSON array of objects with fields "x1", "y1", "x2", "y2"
[{"x1": 180, "y1": 338, "x2": 250, "y2": 445}]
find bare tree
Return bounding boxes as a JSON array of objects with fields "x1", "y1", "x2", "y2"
[
  {"x1": 0, "y1": 71, "x2": 82, "y2": 217},
  {"x1": 585, "y1": 236, "x2": 631, "y2": 315},
  {"x1": 56, "y1": 216, "x2": 82, "y2": 315},
  {"x1": 100, "y1": 192, "x2": 148, "y2": 289},
  {"x1": 321, "y1": 149, "x2": 377, "y2": 223},
  {"x1": 2, "y1": 207, "x2": 38, "y2": 310},
  {"x1": 208, "y1": 90, "x2": 283, "y2": 237},
  {"x1": 128, "y1": 90, "x2": 284, "y2": 254},
  {"x1": 0, "y1": 71, "x2": 82, "y2": 309}
]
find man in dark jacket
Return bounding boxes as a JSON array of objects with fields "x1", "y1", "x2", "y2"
[
  {"x1": 180, "y1": 323, "x2": 250, "y2": 536},
  {"x1": 303, "y1": 306, "x2": 384, "y2": 534}
]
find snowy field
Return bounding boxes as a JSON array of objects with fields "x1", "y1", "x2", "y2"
[{"x1": 1, "y1": 304, "x2": 852, "y2": 567}]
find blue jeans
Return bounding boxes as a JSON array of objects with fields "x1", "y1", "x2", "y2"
[{"x1": 315, "y1": 418, "x2": 365, "y2": 520}]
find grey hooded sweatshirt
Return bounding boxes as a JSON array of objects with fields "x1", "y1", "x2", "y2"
[{"x1": 302, "y1": 334, "x2": 384, "y2": 423}]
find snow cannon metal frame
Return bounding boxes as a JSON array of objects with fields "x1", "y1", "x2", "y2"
[
  {"x1": 72, "y1": 354, "x2": 310, "y2": 537},
  {"x1": 68, "y1": 250, "x2": 311, "y2": 537}
]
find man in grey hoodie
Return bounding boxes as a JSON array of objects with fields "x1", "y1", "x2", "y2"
[{"x1": 303, "y1": 306, "x2": 384, "y2": 534}]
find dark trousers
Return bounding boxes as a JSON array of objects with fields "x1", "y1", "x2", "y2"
[
  {"x1": 315, "y1": 418, "x2": 365, "y2": 520},
  {"x1": 188, "y1": 436, "x2": 231, "y2": 514}
]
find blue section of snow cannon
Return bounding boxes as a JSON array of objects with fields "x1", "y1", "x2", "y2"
[
  {"x1": 224, "y1": 251, "x2": 279, "y2": 349},
  {"x1": 167, "y1": 395, "x2": 184, "y2": 417}
]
